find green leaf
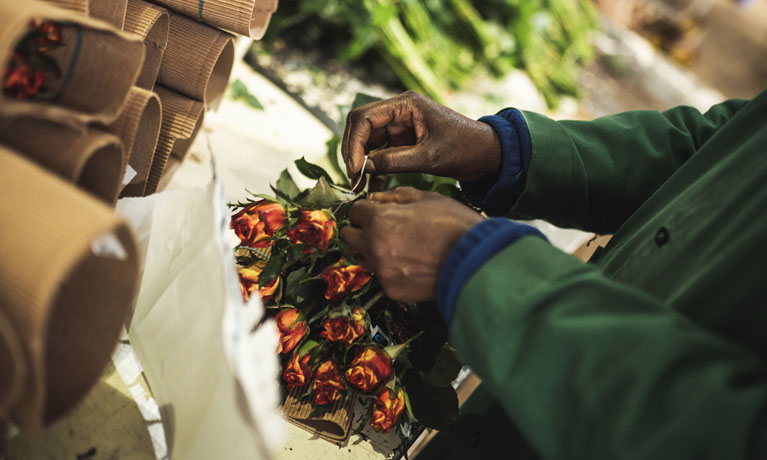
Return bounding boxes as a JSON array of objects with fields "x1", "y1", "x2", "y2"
[
  {"x1": 285, "y1": 266, "x2": 308, "y2": 302},
  {"x1": 325, "y1": 136, "x2": 349, "y2": 187},
  {"x1": 351, "y1": 92, "x2": 382, "y2": 109},
  {"x1": 405, "y1": 373, "x2": 458, "y2": 430},
  {"x1": 295, "y1": 157, "x2": 334, "y2": 184},
  {"x1": 298, "y1": 177, "x2": 347, "y2": 209},
  {"x1": 418, "y1": 344, "x2": 462, "y2": 387},
  {"x1": 275, "y1": 169, "x2": 301, "y2": 200},
  {"x1": 230, "y1": 79, "x2": 264, "y2": 110},
  {"x1": 258, "y1": 253, "x2": 285, "y2": 286}
]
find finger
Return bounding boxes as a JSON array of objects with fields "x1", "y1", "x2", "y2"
[
  {"x1": 367, "y1": 144, "x2": 426, "y2": 175},
  {"x1": 368, "y1": 175, "x2": 386, "y2": 193},
  {"x1": 345, "y1": 102, "x2": 416, "y2": 176},
  {"x1": 352, "y1": 171, "x2": 367, "y2": 194},
  {"x1": 342, "y1": 110, "x2": 354, "y2": 178},
  {"x1": 347, "y1": 199, "x2": 379, "y2": 227},
  {"x1": 339, "y1": 226, "x2": 366, "y2": 254},
  {"x1": 368, "y1": 187, "x2": 422, "y2": 204}
]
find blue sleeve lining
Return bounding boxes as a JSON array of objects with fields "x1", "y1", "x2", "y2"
[
  {"x1": 461, "y1": 108, "x2": 532, "y2": 215},
  {"x1": 436, "y1": 218, "x2": 547, "y2": 326}
]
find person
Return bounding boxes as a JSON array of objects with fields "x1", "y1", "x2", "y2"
[{"x1": 339, "y1": 90, "x2": 766, "y2": 459}]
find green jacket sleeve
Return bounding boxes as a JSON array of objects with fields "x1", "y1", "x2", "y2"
[
  {"x1": 512, "y1": 98, "x2": 750, "y2": 233},
  {"x1": 450, "y1": 237, "x2": 767, "y2": 460}
]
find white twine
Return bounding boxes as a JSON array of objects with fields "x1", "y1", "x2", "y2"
[{"x1": 333, "y1": 155, "x2": 368, "y2": 215}]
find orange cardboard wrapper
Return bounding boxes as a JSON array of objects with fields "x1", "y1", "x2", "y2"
[
  {"x1": 0, "y1": 146, "x2": 139, "y2": 432},
  {"x1": 88, "y1": 0, "x2": 127, "y2": 29},
  {"x1": 103, "y1": 86, "x2": 161, "y2": 193},
  {"x1": 0, "y1": 109, "x2": 125, "y2": 205},
  {"x1": 0, "y1": 309, "x2": 26, "y2": 420},
  {"x1": 0, "y1": 0, "x2": 144, "y2": 124},
  {"x1": 157, "y1": 12, "x2": 233, "y2": 107},
  {"x1": 151, "y1": 0, "x2": 277, "y2": 39},
  {"x1": 40, "y1": 0, "x2": 89, "y2": 14},
  {"x1": 124, "y1": 0, "x2": 169, "y2": 90},
  {"x1": 123, "y1": 85, "x2": 203, "y2": 196}
]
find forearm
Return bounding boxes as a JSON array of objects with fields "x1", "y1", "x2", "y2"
[{"x1": 446, "y1": 237, "x2": 767, "y2": 459}]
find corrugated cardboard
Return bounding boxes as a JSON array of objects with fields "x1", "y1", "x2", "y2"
[
  {"x1": 0, "y1": 309, "x2": 26, "y2": 420},
  {"x1": 88, "y1": 0, "x2": 127, "y2": 29},
  {"x1": 0, "y1": 0, "x2": 144, "y2": 124},
  {"x1": 157, "y1": 12, "x2": 233, "y2": 107},
  {"x1": 125, "y1": 85, "x2": 203, "y2": 196},
  {"x1": 282, "y1": 388, "x2": 355, "y2": 445},
  {"x1": 40, "y1": 0, "x2": 89, "y2": 14},
  {"x1": 0, "y1": 110, "x2": 125, "y2": 205},
  {"x1": 123, "y1": 0, "x2": 169, "y2": 90},
  {"x1": 151, "y1": 0, "x2": 277, "y2": 39},
  {"x1": 0, "y1": 146, "x2": 139, "y2": 432},
  {"x1": 103, "y1": 86, "x2": 161, "y2": 195}
]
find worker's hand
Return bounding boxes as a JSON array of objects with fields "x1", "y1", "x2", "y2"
[
  {"x1": 340, "y1": 187, "x2": 483, "y2": 302},
  {"x1": 342, "y1": 91, "x2": 501, "y2": 189}
]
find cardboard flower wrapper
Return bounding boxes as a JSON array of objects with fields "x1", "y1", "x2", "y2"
[
  {"x1": 282, "y1": 387, "x2": 355, "y2": 445},
  {"x1": 124, "y1": 0, "x2": 170, "y2": 91},
  {"x1": 0, "y1": 309, "x2": 26, "y2": 420},
  {"x1": 133, "y1": 85, "x2": 204, "y2": 197},
  {"x1": 0, "y1": 0, "x2": 144, "y2": 124},
  {"x1": 0, "y1": 108, "x2": 126, "y2": 205},
  {"x1": 158, "y1": 12, "x2": 234, "y2": 107},
  {"x1": 151, "y1": 0, "x2": 277, "y2": 39},
  {"x1": 101, "y1": 86, "x2": 162, "y2": 194},
  {"x1": 0, "y1": 146, "x2": 140, "y2": 432},
  {"x1": 88, "y1": 0, "x2": 128, "y2": 30},
  {"x1": 116, "y1": 161, "x2": 283, "y2": 459},
  {"x1": 40, "y1": 0, "x2": 88, "y2": 15}
]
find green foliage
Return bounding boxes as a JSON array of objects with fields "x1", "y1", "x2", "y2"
[
  {"x1": 405, "y1": 372, "x2": 459, "y2": 430},
  {"x1": 263, "y1": 0, "x2": 598, "y2": 108},
  {"x1": 230, "y1": 79, "x2": 265, "y2": 110}
]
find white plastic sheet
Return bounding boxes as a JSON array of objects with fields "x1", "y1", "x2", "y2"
[{"x1": 117, "y1": 167, "x2": 283, "y2": 460}]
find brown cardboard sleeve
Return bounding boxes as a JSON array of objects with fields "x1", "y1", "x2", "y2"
[
  {"x1": 0, "y1": 0, "x2": 144, "y2": 124},
  {"x1": 88, "y1": 0, "x2": 127, "y2": 29},
  {"x1": 157, "y1": 12, "x2": 233, "y2": 107},
  {"x1": 0, "y1": 109, "x2": 126, "y2": 205},
  {"x1": 0, "y1": 309, "x2": 27, "y2": 420},
  {"x1": 0, "y1": 146, "x2": 139, "y2": 432},
  {"x1": 123, "y1": 85, "x2": 203, "y2": 196},
  {"x1": 40, "y1": 0, "x2": 89, "y2": 14},
  {"x1": 282, "y1": 387, "x2": 355, "y2": 445},
  {"x1": 151, "y1": 0, "x2": 277, "y2": 39},
  {"x1": 103, "y1": 86, "x2": 161, "y2": 194},
  {"x1": 123, "y1": 0, "x2": 169, "y2": 90}
]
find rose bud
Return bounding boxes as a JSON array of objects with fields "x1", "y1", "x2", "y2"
[
  {"x1": 320, "y1": 307, "x2": 366, "y2": 345},
  {"x1": 287, "y1": 210, "x2": 336, "y2": 253},
  {"x1": 344, "y1": 347, "x2": 392, "y2": 393},
  {"x1": 275, "y1": 308, "x2": 308, "y2": 354},
  {"x1": 320, "y1": 260, "x2": 371, "y2": 301},
  {"x1": 231, "y1": 200, "x2": 286, "y2": 248},
  {"x1": 312, "y1": 360, "x2": 345, "y2": 405},
  {"x1": 282, "y1": 348, "x2": 315, "y2": 391},
  {"x1": 370, "y1": 388, "x2": 406, "y2": 433}
]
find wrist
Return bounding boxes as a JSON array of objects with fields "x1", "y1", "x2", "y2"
[{"x1": 463, "y1": 120, "x2": 502, "y2": 181}]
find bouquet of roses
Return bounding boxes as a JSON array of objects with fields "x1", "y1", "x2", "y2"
[
  {"x1": 3, "y1": 19, "x2": 64, "y2": 100},
  {"x1": 229, "y1": 148, "x2": 465, "y2": 440}
]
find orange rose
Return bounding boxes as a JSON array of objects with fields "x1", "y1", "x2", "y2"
[
  {"x1": 287, "y1": 210, "x2": 336, "y2": 253},
  {"x1": 312, "y1": 360, "x2": 345, "y2": 405},
  {"x1": 370, "y1": 388, "x2": 406, "y2": 433},
  {"x1": 344, "y1": 347, "x2": 392, "y2": 393},
  {"x1": 282, "y1": 350, "x2": 314, "y2": 391},
  {"x1": 231, "y1": 200, "x2": 286, "y2": 248},
  {"x1": 320, "y1": 307, "x2": 366, "y2": 345},
  {"x1": 275, "y1": 308, "x2": 308, "y2": 354},
  {"x1": 320, "y1": 261, "x2": 371, "y2": 301},
  {"x1": 237, "y1": 266, "x2": 280, "y2": 303}
]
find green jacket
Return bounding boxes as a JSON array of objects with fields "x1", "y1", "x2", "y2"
[{"x1": 421, "y1": 91, "x2": 767, "y2": 459}]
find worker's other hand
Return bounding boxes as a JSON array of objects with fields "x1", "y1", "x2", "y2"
[
  {"x1": 342, "y1": 90, "x2": 501, "y2": 189},
  {"x1": 340, "y1": 187, "x2": 483, "y2": 303}
]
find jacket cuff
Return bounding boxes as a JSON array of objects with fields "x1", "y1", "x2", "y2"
[
  {"x1": 436, "y1": 218, "x2": 547, "y2": 326},
  {"x1": 460, "y1": 109, "x2": 533, "y2": 215}
]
